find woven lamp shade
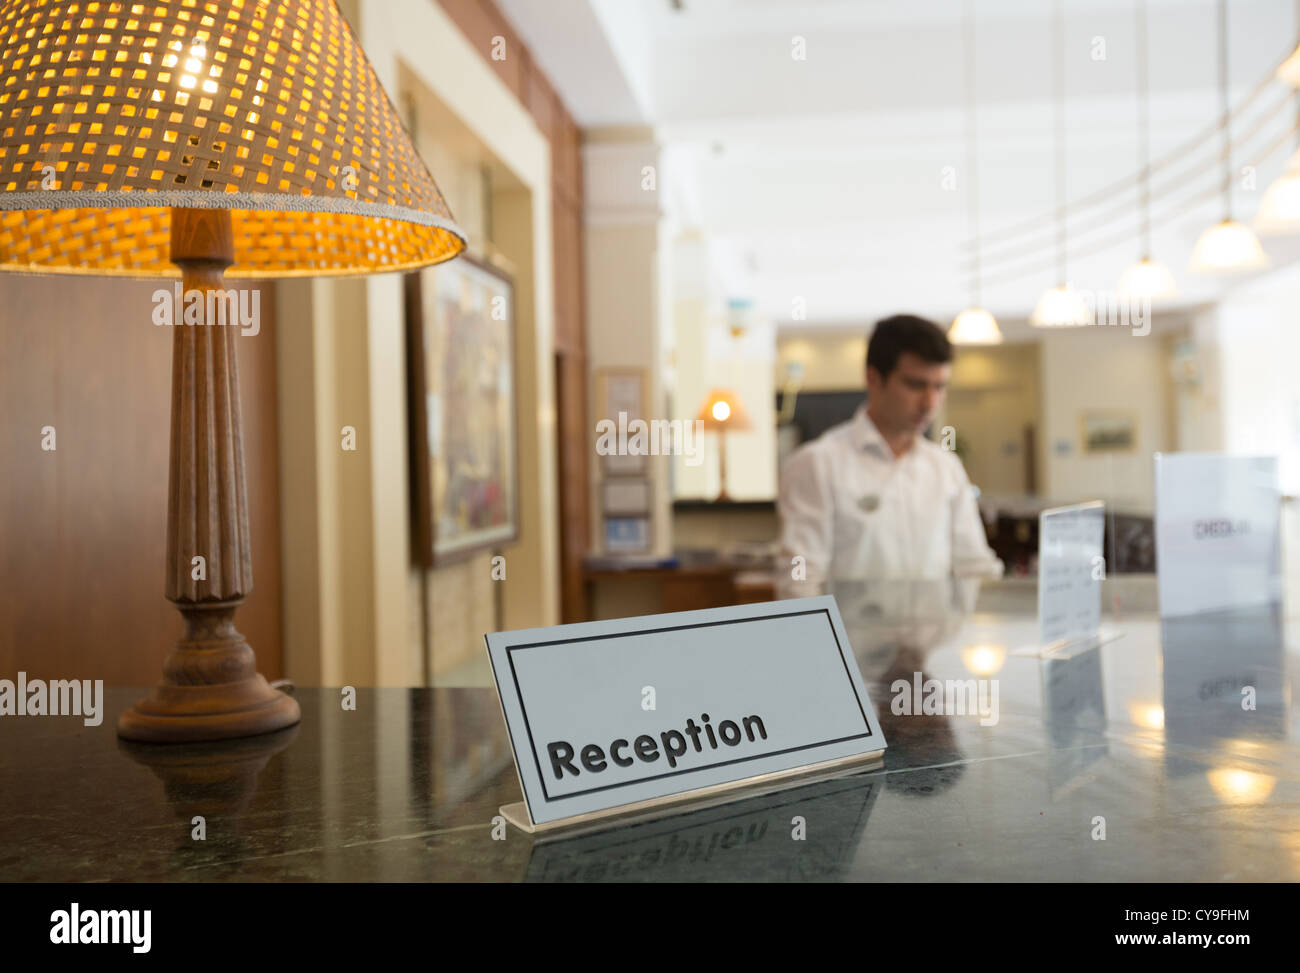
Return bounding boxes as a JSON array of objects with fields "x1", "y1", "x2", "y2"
[{"x1": 0, "y1": 0, "x2": 466, "y2": 277}]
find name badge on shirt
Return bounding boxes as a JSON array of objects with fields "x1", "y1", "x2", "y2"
[{"x1": 858, "y1": 493, "x2": 880, "y2": 513}]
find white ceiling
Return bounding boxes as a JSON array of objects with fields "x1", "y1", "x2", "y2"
[{"x1": 499, "y1": 0, "x2": 1300, "y2": 328}]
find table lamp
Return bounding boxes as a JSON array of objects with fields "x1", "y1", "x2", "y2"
[
  {"x1": 695, "y1": 388, "x2": 751, "y2": 502},
  {"x1": 0, "y1": 0, "x2": 466, "y2": 742}
]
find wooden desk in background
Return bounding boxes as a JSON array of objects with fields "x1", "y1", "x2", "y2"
[{"x1": 582, "y1": 561, "x2": 777, "y2": 619}]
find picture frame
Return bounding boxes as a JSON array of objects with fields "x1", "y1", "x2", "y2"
[
  {"x1": 602, "y1": 478, "x2": 651, "y2": 516},
  {"x1": 405, "y1": 253, "x2": 520, "y2": 566},
  {"x1": 1079, "y1": 410, "x2": 1137, "y2": 454},
  {"x1": 596, "y1": 367, "x2": 648, "y2": 475},
  {"x1": 605, "y1": 517, "x2": 651, "y2": 553}
]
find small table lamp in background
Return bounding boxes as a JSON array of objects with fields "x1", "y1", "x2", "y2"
[
  {"x1": 0, "y1": 0, "x2": 466, "y2": 741},
  {"x1": 695, "y1": 388, "x2": 751, "y2": 502}
]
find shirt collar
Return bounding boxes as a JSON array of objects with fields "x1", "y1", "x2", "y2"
[
  {"x1": 854, "y1": 405, "x2": 920, "y2": 457},
  {"x1": 853, "y1": 405, "x2": 889, "y2": 454}
]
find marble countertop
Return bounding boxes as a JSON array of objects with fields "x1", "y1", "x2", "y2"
[{"x1": 2, "y1": 592, "x2": 1297, "y2": 881}]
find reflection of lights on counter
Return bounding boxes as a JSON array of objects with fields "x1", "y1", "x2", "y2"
[
  {"x1": 1129, "y1": 702, "x2": 1165, "y2": 730},
  {"x1": 961, "y1": 644, "x2": 1005, "y2": 677},
  {"x1": 1207, "y1": 767, "x2": 1276, "y2": 805}
]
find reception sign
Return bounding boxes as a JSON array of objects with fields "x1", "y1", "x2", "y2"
[
  {"x1": 485, "y1": 596, "x2": 886, "y2": 831},
  {"x1": 1154, "y1": 453, "x2": 1281, "y2": 617}
]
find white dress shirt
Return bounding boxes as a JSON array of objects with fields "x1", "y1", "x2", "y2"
[{"x1": 778, "y1": 406, "x2": 1003, "y2": 584}]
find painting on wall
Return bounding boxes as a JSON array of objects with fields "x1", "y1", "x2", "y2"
[
  {"x1": 405, "y1": 254, "x2": 518, "y2": 565},
  {"x1": 1080, "y1": 410, "x2": 1137, "y2": 453}
]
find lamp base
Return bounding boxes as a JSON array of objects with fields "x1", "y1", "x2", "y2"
[{"x1": 117, "y1": 602, "x2": 300, "y2": 744}]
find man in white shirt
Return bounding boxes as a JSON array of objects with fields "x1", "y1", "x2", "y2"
[{"x1": 778, "y1": 315, "x2": 1003, "y2": 588}]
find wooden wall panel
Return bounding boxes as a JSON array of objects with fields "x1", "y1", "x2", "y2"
[{"x1": 0, "y1": 275, "x2": 283, "y2": 686}]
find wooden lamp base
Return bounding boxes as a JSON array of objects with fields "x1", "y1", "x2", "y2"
[
  {"x1": 117, "y1": 207, "x2": 300, "y2": 744},
  {"x1": 117, "y1": 603, "x2": 300, "y2": 743}
]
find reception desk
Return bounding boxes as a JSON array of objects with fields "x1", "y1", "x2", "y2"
[{"x1": 2, "y1": 584, "x2": 1295, "y2": 882}]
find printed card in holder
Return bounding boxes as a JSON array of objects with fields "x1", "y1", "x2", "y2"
[
  {"x1": 1018, "y1": 500, "x2": 1122, "y2": 658},
  {"x1": 485, "y1": 596, "x2": 887, "y2": 836}
]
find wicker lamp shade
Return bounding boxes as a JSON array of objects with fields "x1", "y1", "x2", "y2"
[{"x1": 0, "y1": 0, "x2": 466, "y2": 277}]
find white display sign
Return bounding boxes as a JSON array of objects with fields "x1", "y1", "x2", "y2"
[
  {"x1": 485, "y1": 596, "x2": 886, "y2": 830},
  {"x1": 1038, "y1": 501, "x2": 1106, "y2": 648},
  {"x1": 1154, "y1": 453, "x2": 1281, "y2": 617}
]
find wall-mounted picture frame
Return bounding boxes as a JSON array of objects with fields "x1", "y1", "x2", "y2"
[
  {"x1": 405, "y1": 253, "x2": 520, "y2": 566},
  {"x1": 1080, "y1": 410, "x2": 1137, "y2": 453},
  {"x1": 605, "y1": 516, "x2": 651, "y2": 553},
  {"x1": 602, "y1": 478, "x2": 651, "y2": 516},
  {"x1": 596, "y1": 367, "x2": 648, "y2": 475}
]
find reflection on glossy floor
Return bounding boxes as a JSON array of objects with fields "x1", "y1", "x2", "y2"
[{"x1": 2, "y1": 580, "x2": 1296, "y2": 881}]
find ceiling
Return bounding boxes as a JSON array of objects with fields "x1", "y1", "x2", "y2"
[{"x1": 499, "y1": 0, "x2": 1300, "y2": 328}]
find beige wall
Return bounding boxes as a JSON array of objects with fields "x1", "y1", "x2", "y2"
[
  {"x1": 1039, "y1": 328, "x2": 1174, "y2": 511},
  {"x1": 584, "y1": 131, "x2": 673, "y2": 556},
  {"x1": 277, "y1": 0, "x2": 556, "y2": 687},
  {"x1": 776, "y1": 331, "x2": 867, "y2": 392},
  {"x1": 945, "y1": 343, "x2": 1041, "y2": 496}
]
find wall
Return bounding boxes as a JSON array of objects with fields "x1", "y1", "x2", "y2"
[
  {"x1": 1039, "y1": 327, "x2": 1174, "y2": 511},
  {"x1": 2, "y1": 275, "x2": 283, "y2": 685},
  {"x1": 276, "y1": 0, "x2": 558, "y2": 687},
  {"x1": 1189, "y1": 267, "x2": 1300, "y2": 617},
  {"x1": 944, "y1": 342, "x2": 1040, "y2": 496},
  {"x1": 584, "y1": 128, "x2": 674, "y2": 557},
  {"x1": 776, "y1": 331, "x2": 867, "y2": 392},
  {"x1": 672, "y1": 237, "x2": 778, "y2": 502},
  {"x1": 436, "y1": 0, "x2": 590, "y2": 625}
]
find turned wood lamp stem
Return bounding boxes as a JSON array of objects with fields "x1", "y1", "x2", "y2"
[
  {"x1": 716, "y1": 428, "x2": 730, "y2": 503},
  {"x1": 117, "y1": 208, "x2": 300, "y2": 743}
]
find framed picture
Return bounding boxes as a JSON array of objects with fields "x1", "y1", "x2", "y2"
[
  {"x1": 605, "y1": 517, "x2": 651, "y2": 553},
  {"x1": 1080, "y1": 411, "x2": 1137, "y2": 453},
  {"x1": 596, "y1": 367, "x2": 648, "y2": 475},
  {"x1": 405, "y1": 254, "x2": 519, "y2": 566},
  {"x1": 602, "y1": 478, "x2": 651, "y2": 516}
]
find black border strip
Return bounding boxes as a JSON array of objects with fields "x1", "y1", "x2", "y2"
[{"x1": 502, "y1": 607, "x2": 874, "y2": 805}]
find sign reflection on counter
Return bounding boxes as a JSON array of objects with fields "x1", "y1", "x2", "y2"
[{"x1": 485, "y1": 596, "x2": 886, "y2": 829}]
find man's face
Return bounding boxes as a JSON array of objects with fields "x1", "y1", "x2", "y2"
[{"x1": 867, "y1": 352, "x2": 951, "y2": 435}]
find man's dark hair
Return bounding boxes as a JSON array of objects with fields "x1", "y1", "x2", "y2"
[{"x1": 866, "y1": 314, "x2": 952, "y2": 380}]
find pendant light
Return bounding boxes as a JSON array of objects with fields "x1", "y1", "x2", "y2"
[
  {"x1": 950, "y1": 0, "x2": 1003, "y2": 345},
  {"x1": 1191, "y1": 0, "x2": 1269, "y2": 271},
  {"x1": 1118, "y1": 0, "x2": 1178, "y2": 298},
  {"x1": 1277, "y1": 0, "x2": 1300, "y2": 86},
  {"x1": 1033, "y1": 0, "x2": 1093, "y2": 326},
  {"x1": 1257, "y1": 0, "x2": 1300, "y2": 233}
]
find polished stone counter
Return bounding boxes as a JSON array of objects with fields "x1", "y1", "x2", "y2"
[{"x1": 2, "y1": 587, "x2": 1297, "y2": 881}]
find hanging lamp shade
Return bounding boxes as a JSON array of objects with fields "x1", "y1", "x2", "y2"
[
  {"x1": 1118, "y1": 256, "x2": 1178, "y2": 299},
  {"x1": 1256, "y1": 168, "x2": 1300, "y2": 234},
  {"x1": 1278, "y1": 43, "x2": 1300, "y2": 87},
  {"x1": 948, "y1": 307, "x2": 1002, "y2": 344},
  {"x1": 0, "y1": 0, "x2": 466, "y2": 277},
  {"x1": 1030, "y1": 284, "x2": 1092, "y2": 327},
  {"x1": 1190, "y1": 218, "x2": 1268, "y2": 272}
]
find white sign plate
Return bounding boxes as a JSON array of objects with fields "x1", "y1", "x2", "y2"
[
  {"x1": 1154, "y1": 453, "x2": 1281, "y2": 617},
  {"x1": 1037, "y1": 501, "x2": 1105, "y2": 647},
  {"x1": 486, "y1": 596, "x2": 886, "y2": 827}
]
